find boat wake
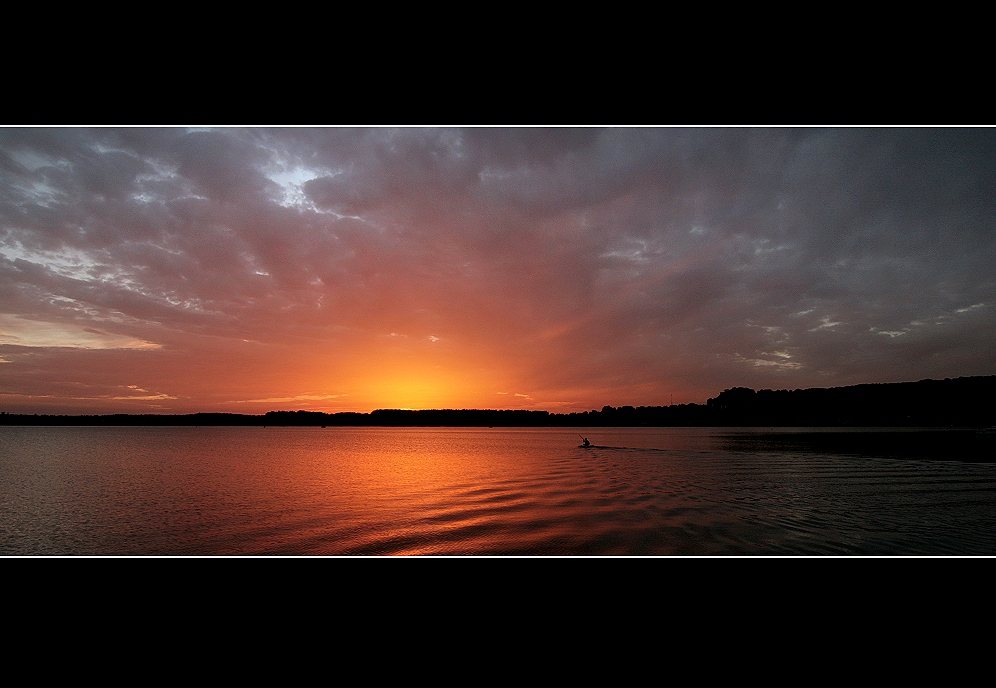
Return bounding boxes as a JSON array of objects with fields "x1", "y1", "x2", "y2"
[{"x1": 577, "y1": 444, "x2": 670, "y2": 453}]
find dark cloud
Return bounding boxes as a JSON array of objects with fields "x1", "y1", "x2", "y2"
[
  {"x1": 1, "y1": 127, "x2": 994, "y2": 413},
  {"x1": 167, "y1": 130, "x2": 274, "y2": 203}
]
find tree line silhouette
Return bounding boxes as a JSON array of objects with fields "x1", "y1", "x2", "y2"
[{"x1": 2, "y1": 376, "x2": 994, "y2": 427}]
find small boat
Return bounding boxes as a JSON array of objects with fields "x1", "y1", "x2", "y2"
[{"x1": 578, "y1": 435, "x2": 593, "y2": 448}]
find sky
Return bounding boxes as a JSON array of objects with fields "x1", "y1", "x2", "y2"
[{"x1": 1, "y1": 127, "x2": 994, "y2": 414}]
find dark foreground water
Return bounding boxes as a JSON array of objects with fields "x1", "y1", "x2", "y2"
[{"x1": 2, "y1": 426, "x2": 995, "y2": 556}]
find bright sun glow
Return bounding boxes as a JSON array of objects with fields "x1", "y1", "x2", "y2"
[{"x1": 363, "y1": 368, "x2": 472, "y2": 409}]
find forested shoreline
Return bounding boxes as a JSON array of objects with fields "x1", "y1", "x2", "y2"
[{"x1": 3, "y1": 376, "x2": 994, "y2": 427}]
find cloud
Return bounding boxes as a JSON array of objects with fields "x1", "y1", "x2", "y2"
[
  {"x1": 231, "y1": 394, "x2": 345, "y2": 405},
  {"x1": 0, "y1": 314, "x2": 160, "y2": 350},
  {"x1": 1, "y1": 127, "x2": 994, "y2": 412}
]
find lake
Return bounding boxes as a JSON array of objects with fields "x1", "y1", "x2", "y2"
[{"x1": 2, "y1": 425, "x2": 995, "y2": 556}]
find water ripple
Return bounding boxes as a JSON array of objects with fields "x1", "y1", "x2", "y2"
[{"x1": 4, "y1": 426, "x2": 996, "y2": 555}]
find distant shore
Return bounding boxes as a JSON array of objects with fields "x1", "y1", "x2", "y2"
[{"x1": 2, "y1": 376, "x2": 994, "y2": 428}]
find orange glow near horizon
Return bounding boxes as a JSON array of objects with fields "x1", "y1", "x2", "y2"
[
  {"x1": 0, "y1": 317, "x2": 704, "y2": 415},
  {"x1": 352, "y1": 364, "x2": 479, "y2": 411},
  {"x1": 6, "y1": 129, "x2": 989, "y2": 417}
]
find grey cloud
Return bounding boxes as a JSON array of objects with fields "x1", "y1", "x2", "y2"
[
  {"x1": 1, "y1": 127, "x2": 994, "y2": 411},
  {"x1": 304, "y1": 172, "x2": 387, "y2": 213},
  {"x1": 167, "y1": 130, "x2": 274, "y2": 203}
]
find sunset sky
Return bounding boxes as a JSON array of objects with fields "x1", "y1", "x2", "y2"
[{"x1": 1, "y1": 127, "x2": 994, "y2": 414}]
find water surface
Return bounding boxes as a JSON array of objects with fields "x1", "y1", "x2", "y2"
[{"x1": 2, "y1": 426, "x2": 994, "y2": 555}]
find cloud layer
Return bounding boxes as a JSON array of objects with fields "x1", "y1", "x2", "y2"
[{"x1": 1, "y1": 127, "x2": 994, "y2": 413}]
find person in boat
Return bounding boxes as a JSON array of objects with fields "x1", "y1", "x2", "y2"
[{"x1": 579, "y1": 435, "x2": 591, "y2": 448}]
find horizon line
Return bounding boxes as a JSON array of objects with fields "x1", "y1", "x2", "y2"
[{"x1": 3, "y1": 373, "x2": 994, "y2": 418}]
